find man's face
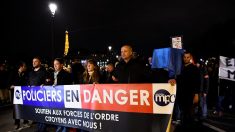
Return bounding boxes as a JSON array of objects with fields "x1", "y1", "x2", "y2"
[
  {"x1": 106, "y1": 64, "x2": 114, "y2": 73},
  {"x1": 54, "y1": 60, "x2": 63, "y2": 72},
  {"x1": 183, "y1": 53, "x2": 192, "y2": 64},
  {"x1": 32, "y1": 58, "x2": 41, "y2": 68},
  {"x1": 121, "y1": 46, "x2": 133, "y2": 61},
  {"x1": 21, "y1": 64, "x2": 27, "y2": 72}
]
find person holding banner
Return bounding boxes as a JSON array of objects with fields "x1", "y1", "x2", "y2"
[
  {"x1": 53, "y1": 58, "x2": 72, "y2": 132},
  {"x1": 78, "y1": 59, "x2": 101, "y2": 132},
  {"x1": 28, "y1": 57, "x2": 48, "y2": 132},
  {"x1": 9, "y1": 61, "x2": 29, "y2": 130},
  {"x1": 113, "y1": 44, "x2": 176, "y2": 132}
]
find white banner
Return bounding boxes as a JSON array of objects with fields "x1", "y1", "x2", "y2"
[{"x1": 219, "y1": 56, "x2": 235, "y2": 81}]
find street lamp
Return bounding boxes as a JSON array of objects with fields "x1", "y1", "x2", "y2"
[
  {"x1": 49, "y1": 3, "x2": 57, "y2": 16},
  {"x1": 49, "y1": 3, "x2": 57, "y2": 60},
  {"x1": 108, "y1": 46, "x2": 112, "y2": 51},
  {"x1": 107, "y1": 46, "x2": 113, "y2": 61}
]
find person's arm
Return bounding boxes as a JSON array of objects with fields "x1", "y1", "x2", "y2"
[
  {"x1": 193, "y1": 66, "x2": 201, "y2": 94},
  {"x1": 203, "y1": 75, "x2": 209, "y2": 96},
  {"x1": 112, "y1": 65, "x2": 119, "y2": 83}
]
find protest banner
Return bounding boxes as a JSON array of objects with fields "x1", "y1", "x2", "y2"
[
  {"x1": 14, "y1": 84, "x2": 176, "y2": 132},
  {"x1": 219, "y1": 56, "x2": 235, "y2": 81}
]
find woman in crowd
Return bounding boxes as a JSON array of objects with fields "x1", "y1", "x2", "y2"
[{"x1": 80, "y1": 59, "x2": 101, "y2": 84}]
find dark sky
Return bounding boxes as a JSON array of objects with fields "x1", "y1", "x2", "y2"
[{"x1": 2, "y1": 0, "x2": 235, "y2": 61}]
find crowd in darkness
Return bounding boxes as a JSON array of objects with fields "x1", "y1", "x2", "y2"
[{"x1": 0, "y1": 44, "x2": 234, "y2": 131}]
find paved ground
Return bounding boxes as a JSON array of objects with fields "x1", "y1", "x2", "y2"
[{"x1": 203, "y1": 110, "x2": 235, "y2": 132}]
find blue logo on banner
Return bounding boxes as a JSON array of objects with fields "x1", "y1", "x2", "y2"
[
  {"x1": 21, "y1": 86, "x2": 64, "y2": 108},
  {"x1": 15, "y1": 90, "x2": 21, "y2": 99},
  {"x1": 154, "y1": 89, "x2": 175, "y2": 106}
]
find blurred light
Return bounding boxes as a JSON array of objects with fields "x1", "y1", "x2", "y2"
[
  {"x1": 49, "y1": 3, "x2": 57, "y2": 16},
  {"x1": 116, "y1": 55, "x2": 119, "y2": 58},
  {"x1": 229, "y1": 105, "x2": 232, "y2": 109},
  {"x1": 108, "y1": 46, "x2": 112, "y2": 51}
]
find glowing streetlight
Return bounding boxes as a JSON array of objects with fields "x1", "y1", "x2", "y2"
[
  {"x1": 49, "y1": 3, "x2": 57, "y2": 60},
  {"x1": 49, "y1": 3, "x2": 57, "y2": 17},
  {"x1": 108, "y1": 46, "x2": 112, "y2": 51}
]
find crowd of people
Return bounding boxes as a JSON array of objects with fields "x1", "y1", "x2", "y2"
[{"x1": 0, "y1": 44, "x2": 234, "y2": 131}]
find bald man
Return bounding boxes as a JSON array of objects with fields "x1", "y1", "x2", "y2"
[{"x1": 113, "y1": 45, "x2": 149, "y2": 83}]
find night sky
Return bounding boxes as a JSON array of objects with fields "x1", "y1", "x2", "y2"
[{"x1": 2, "y1": 0, "x2": 235, "y2": 62}]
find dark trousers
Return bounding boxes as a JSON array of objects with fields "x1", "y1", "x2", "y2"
[
  {"x1": 36, "y1": 123, "x2": 47, "y2": 132},
  {"x1": 12, "y1": 89, "x2": 29, "y2": 126},
  {"x1": 15, "y1": 119, "x2": 29, "y2": 125}
]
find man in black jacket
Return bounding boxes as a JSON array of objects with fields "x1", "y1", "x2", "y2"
[
  {"x1": 114, "y1": 45, "x2": 150, "y2": 83},
  {"x1": 53, "y1": 58, "x2": 72, "y2": 132},
  {"x1": 9, "y1": 61, "x2": 29, "y2": 130},
  {"x1": 113, "y1": 44, "x2": 176, "y2": 132},
  {"x1": 177, "y1": 52, "x2": 200, "y2": 128},
  {"x1": 28, "y1": 57, "x2": 48, "y2": 132}
]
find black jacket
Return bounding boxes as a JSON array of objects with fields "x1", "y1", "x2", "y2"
[
  {"x1": 9, "y1": 70, "x2": 28, "y2": 86},
  {"x1": 55, "y1": 69, "x2": 72, "y2": 85},
  {"x1": 114, "y1": 58, "x2": 150, "y2": 83},
  {"x1": 71, "y1": 62, "x2": 85, "y2": 84},
  {"x1": 199, "y1": 66, "x2": 209, "y2": 94},
  {"x1": 177, "y1": 63, "x2": 200, "y2": 106},
  {"x1": 28, "y1": 67, "x2": 47, "y2": 86},
  {"x1": 104, "y1": 71, "x2": 115, "y2": 84}
]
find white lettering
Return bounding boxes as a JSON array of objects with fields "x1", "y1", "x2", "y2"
[
  {"x1": 115, "y1": 90, "x2": 128, "y2": 105},
  {"x1": 84, "y1": 90, "x2": 91, "y2": 103},
  {"x1": 130, "y1": 90, "x2": 138, "y2": 105},
  {"x1": 103, "y1": 90, "x2": 113, "y2": 104},
  {"x1": 140, "y1": 90, "x2": 150, "y2": 105},
  {"x1": 91, "y1": 90, "x2": 102, "y2": 103}
]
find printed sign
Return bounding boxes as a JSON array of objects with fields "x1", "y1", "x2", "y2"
[
  {"x1": 171, "y1": 36, "x2": 182, "y2": 49},
  {"x1": 219, "y1": 56, "x2": 235, "y2": 81},
  {"x1": 14, "y1": 84, "x2": 176, "y2": 132}
]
